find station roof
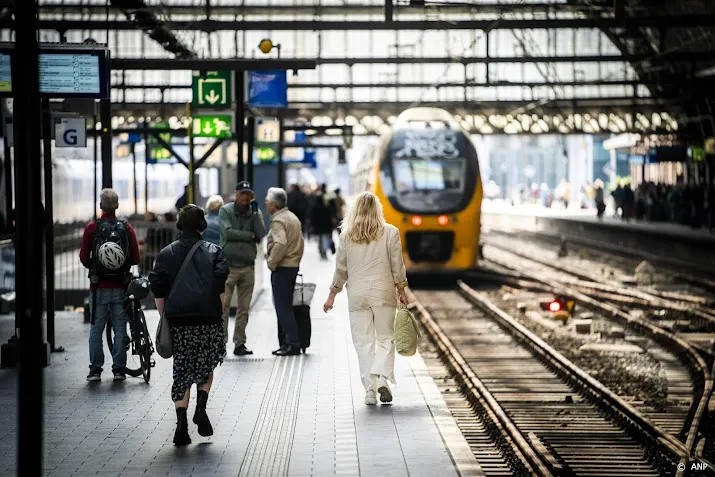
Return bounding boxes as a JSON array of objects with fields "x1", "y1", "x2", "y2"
[{"x1": 5, "y1": 0, "x2": 715, "y2": 138}]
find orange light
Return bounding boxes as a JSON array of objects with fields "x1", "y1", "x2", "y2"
[
  {"x1": 437, "y1": 215, "x2": 449, "y2": 226},
  {"x1": 411, "y1": 216, "x2": 422, "y2": 226},
  {"x1": 549, "y1": 301, "x2": 562, "y2": 312}
]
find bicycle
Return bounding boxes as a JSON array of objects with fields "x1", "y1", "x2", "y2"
[{"x1": 106, "y1": 276, "x2": 155, "y2": 383}]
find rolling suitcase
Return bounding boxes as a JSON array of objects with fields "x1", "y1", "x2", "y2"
[{"x1": 278, "y1": 273, "x2": 315, "y2": 353}]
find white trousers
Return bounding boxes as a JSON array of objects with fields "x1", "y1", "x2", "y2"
[{"x1": 348, "y1": 306, "x2": 396, "y2": 391}]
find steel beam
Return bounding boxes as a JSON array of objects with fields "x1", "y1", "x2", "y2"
[
  {"x1": 109, "y1": 0, "x2": 195, "y2": 58},
  {"x1": 112, "y1": 58, "x2": 317, "y2": 71},
  {"x1": 108, "y1": 97, "x2": 681, "y2": 119},
  {"x1": 23, "y1": 16, "x2": 715, "y2": 31},
  {"x1": 111, "y1": 79, "x2": 663, "y2": 90},
  {"x1": 109, "y1": 53, "x2": 715, "y2": 70},
  {"x1": 34, "y1": 2, "x2": 640, "y2": 16}
]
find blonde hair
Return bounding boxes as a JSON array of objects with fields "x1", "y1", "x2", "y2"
[
  {"x1": 206, "y1": 195, "x2": 224, "y2": 212},
  {"x1": 340, "y1": 192, "x2": 386, "y2": 244}
]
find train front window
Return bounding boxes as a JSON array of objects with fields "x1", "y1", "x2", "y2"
[{"x1": 393, "y1": 158, "x2": 465, "y2": 193}]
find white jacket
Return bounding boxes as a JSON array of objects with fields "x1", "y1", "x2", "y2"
[{"x1": 329, "y1": 224, "x2": 408, "y2": 311}]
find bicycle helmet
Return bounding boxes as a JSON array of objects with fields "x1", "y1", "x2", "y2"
[
  {"x1": 97, "y1": 241, "x2": 126, "y2": 270},
  {"x1": 126, "y1": 277, "x2": 150, "y2": 300}
]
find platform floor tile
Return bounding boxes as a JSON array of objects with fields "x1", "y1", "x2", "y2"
[{"x1": 0, "y1": 239, "x2": 483, "y2": 477}]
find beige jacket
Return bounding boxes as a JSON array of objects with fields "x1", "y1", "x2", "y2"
[
  {"x1": 266, "y1": 207, "x2": 304, "y2": 271},
  {"x1": 330, "y1": 224, "x2": 408, "y2": 311}
]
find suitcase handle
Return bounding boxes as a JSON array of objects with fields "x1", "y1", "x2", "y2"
[{"x1": 297, "y1": 272, "x2": 304, "y2": 304}]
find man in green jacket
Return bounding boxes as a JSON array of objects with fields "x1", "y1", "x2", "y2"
[{"x1": 219, "y1": 181, "x2": 267, "y2": 355}]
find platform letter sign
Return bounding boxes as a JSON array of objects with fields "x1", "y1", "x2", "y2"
[
  {"x1": 192, "y1": 71, "x2": 232, "y2": 108},
  {"x1": 247, "y1": 71, "x2": 288, "y2": 108},
  {"x1": 253, "y1": 117, "x2": 280, "y2": 164},
  {"x1": 54, "y1": 116, "x2": 86, "y2": 148}
]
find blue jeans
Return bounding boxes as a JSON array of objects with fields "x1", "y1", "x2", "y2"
[
  {"x1": 318, "y1": 233, "x2": 332, "y2": 257},
  {"x1": 272, "y1": 267, "x2": 299, "y2": 347},
  {"x1": 88, "y1": 288, "x2": 128, "y2": 373}
]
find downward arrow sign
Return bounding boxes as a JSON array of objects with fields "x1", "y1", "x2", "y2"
[
  {"x1": 205, "y1": 90, "x2": 220, "y2": 104},
  {"x1": 203, "y1": 123, "x2": 213, "y2": 134}
]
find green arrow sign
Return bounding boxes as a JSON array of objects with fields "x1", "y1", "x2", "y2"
[
  {"x1": 192, "y1": 71, "x2": 232, "y2": 108},
  {"x1": 192, "y1": 115, "x2": 232, "y2": 138},
  {"x1": 149, "y1": 121, "x2": 172, "y2": 160}
]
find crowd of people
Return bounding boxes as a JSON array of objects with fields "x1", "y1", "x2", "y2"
[
  {"x1": 613, "y1": 181, "x2": 711, "y2": 227},
  {"x1": 79, "y1": 182, "x2": 407, "y2": 447},
  {"x1": 510, "y1": 177, "x2": 712, "y2": 229}
]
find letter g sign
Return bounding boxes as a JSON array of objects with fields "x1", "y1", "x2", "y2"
[{"x1": 63, "y1": 129, "x2": 77, "y2": 145}]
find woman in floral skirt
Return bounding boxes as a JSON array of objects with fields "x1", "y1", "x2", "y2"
[{"x1": 149, "y1": 204, "x2": 229, "y2": 446}]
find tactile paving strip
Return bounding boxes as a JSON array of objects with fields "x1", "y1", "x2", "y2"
[{"x1": 238, "y1": 355, "x2": 306, "y2": 477}]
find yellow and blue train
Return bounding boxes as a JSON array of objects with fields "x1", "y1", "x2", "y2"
[{"x1": 351, "y1": 108, "x2": 482, "y2": 275}]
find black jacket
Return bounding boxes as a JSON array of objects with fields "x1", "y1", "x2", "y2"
[{"x1": 148, "y1": 233, "x2": 229, "y2": 326}]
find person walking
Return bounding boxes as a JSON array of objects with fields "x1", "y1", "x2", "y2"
[
  {"x1": 333, "y1": 188, "x2": 346, "y2": 234},
  {"x1": 322, "y1": 192, "x2": 408, "y2": 405},
  {"x1": 219, "y1": 181, "x2": 267, "y2": 355},
  {"x1": 311, "y1": 185, "x2": 334, "y2": 259},
  {"x1": 287, "y1": 183, "x2": 310, "y2": 235},
  {"x1": 80, "y1": 188, "x2": 141, "y2": 381},
  {"x1": 265, "y1": 187, "x2": 305, "y2": 356},
  {"x1": 149, "y1": 205, "x2": 229, "y2": 446},
  {"x1": 203, "y1": 195, "x2": 224, "y2": 246}
]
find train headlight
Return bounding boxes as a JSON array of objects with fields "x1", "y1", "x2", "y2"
[
  {"x1": 437, "y1": 215, "x2": 449, "y2": 226},
  {"x1": 411, "y1": 216, "x2": 422, "y2": 226}
]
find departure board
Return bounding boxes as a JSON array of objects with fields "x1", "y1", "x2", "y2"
[
  {"x1": 39, "y1": 53, "x2": 101, "y2": 95},
  {"x1": 0, "y1": 54, "x2": 10, "y2": 93},
  {"x1": 0, "y1": 44, "x2": 110, "y2": 98}
]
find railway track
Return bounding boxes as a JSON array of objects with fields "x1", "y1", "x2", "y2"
[
  {"x1": 467, "y1": 241, "x2": 715, "y2": 472},
  {"x1": 410, "y1": 284, "x2": 697, "y2": 476},
  {"x1": 482, "y1": 227, "x2": 715, "y2": 293}
]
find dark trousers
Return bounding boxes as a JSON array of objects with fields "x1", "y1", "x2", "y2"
[{"x1": 271, "y1": 267, "x2": 299, "y2": 347}]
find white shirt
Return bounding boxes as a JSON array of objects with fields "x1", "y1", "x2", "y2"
[{"x1": 330, "y1": 224, "x2": 408, "y2": 311}]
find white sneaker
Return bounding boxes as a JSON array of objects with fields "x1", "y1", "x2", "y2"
[
  {"x1": 364, "y1": 390, "x2": 377, "y2": 405},
  {"x1": 376, "y1": 377, "x2": 393, "y2": 403}
]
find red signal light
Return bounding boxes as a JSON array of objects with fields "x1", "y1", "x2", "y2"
[
  {"x1": 548, "y1": 301, "x2": 562, "y2": 312},
  {"x1": 411, "y1": 216, "x2": 422, "y2": 226},
  {"x1": 437, "y1": 215, "x2": 449, "y2": 226}
]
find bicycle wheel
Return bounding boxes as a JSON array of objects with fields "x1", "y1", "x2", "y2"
[
  {"x1": 106, "y1": 322, "x2": 114, "y2": 354},
  {"x1": 137, "y1": 311, "x2": 152, "y2": 383}
]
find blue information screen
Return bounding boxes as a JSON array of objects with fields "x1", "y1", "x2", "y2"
[
  {"x1": 0, "y1": 45, "x2": 110, "y2": 98},
  {"x1": 39, "y1": 53, "x2": 101, "y2": 95}
]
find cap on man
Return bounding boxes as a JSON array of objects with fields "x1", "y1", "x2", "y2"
[{"x1": 218, "y1": 181, "x2": 267, "y2": 355}]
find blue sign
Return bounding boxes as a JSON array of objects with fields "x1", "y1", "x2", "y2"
[
  {"x1": 127, "y1": 132, "x2": 142, "y2": 144},
  {"x1": 285, "y1": 150, "x2": 317, "y2": 169},
  {"x1": 247, "y1": 71, "x2": 288, "y2": 108}
]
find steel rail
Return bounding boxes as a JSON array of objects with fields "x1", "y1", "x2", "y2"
[
  {"x1": 480, "y1": 252, "x2": 714, "y2": 474},
  {"x1": 482, "y1": 238, "x2": 715, "y2": 322},
  {"x1": 456, "y1": 280, "x2": 690, "y2": 463},
  {"x1": 407, "y1": 288, "x2": 553, "y2": 477}
]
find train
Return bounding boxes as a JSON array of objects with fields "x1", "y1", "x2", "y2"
[
  {"x1": 49, "y1": 158, "x2": 218, "y2": 223},
  {"x1": 351, "y1": 108, "x2": 483, "y2": 275}
]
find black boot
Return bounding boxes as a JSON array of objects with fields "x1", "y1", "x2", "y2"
[
  {"x1": 193, "y1": 390, "x2": 214, "y2": 437},
  {"x1": 173, "y1": 407, "x2": 191, "y2": 446}
]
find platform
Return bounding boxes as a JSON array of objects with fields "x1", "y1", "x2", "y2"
[
  {"x1": 482, "y1": 200, "x2": 715, "y2": 269},
  {"x1": 0, "y1": 238, "x2": 482, "y2": 477},
  {"x1": 482, "y1": 200, "x2": 715, "y2": 244}
]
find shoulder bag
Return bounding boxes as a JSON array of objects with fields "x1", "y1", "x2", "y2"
[{"x1": 155, "y1": 240, "x2": 203, "y2": 359}]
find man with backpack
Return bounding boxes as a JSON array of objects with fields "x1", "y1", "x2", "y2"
[{"x1": 79, "y1": 189, "x2": 141, "y2": 381}]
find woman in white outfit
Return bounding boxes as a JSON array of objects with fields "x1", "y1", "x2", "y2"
[{"x1": 323, "y1": 192, "x2": 408, "y2": 405}]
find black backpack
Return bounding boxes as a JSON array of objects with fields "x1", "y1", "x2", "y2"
[{"x1": 90, "y1": 219, "x2": 131, "y2": 282}]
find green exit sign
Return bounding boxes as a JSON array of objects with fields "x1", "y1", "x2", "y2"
[
  {"x1": 192, "y1": 71, "x2": 232, "y2": 108},
  {"x1": 192, "y1": 115, "x2": 232, "y2": 138}
]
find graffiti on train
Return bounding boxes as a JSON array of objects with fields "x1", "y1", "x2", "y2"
[{"x1": 392, "y1": 129, "x2": 463, "y2": 160}]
